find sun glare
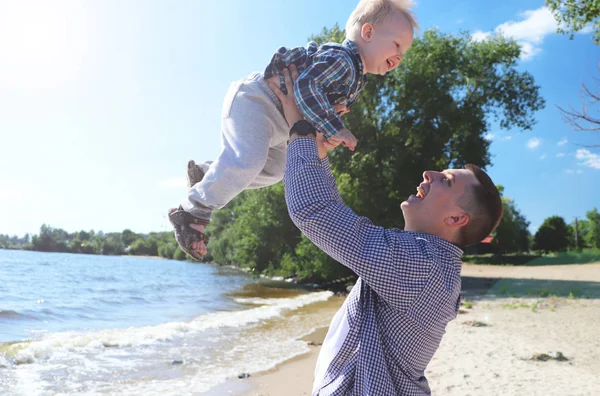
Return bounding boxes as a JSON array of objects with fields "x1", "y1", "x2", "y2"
[{"x1": 0, "y1": 1, "x2": 90, "y2": 91}]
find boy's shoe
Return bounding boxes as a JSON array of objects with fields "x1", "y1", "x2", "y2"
[
  {"x1": 187, "y1": 160, "x2": 205, "y2": 188},
  {"x1": 168, "y1": 207, "x2": 209, "y2": 261},
  {"x1": 168, "y1": 160, "x2": 209, "y2": 260}
]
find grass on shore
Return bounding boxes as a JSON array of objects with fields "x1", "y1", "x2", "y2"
[{"x1": 463, "y1": 249, "x2": 600, "y2": 267}]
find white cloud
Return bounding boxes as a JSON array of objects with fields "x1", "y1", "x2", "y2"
[
  {"x1": 566, "y1": 169, "x2": 574, "y2": 174},
  {"x1": 556, "y1": 152, "x2": 565, "y2": 158},
  {"x1": 469, "y1": 6, "x2": 588, "y2": 61},
  {"x1": 580, "y1": 25, "x2": 593, "y2": 34},
  {"x1": 577, "y1": 170, "x2": 583, "y2": 174},
  {"x1": 557, "y1": 138, "x2": 568, "y2": 146},
  {"x1": 540, "y1": 154, "x2": 547, "y2": 160},
  {"x1": 484, "y1": 132, "x2": 495, "y2": 141},
  {"x1": 518, "y1": 41, "x2": 542, "y2": 61},
  {"x1": 527, "y1": 137, "x2": 541, "y2": 149},
  {"x1": 576, "y1": 149, "x2": 600, "y2": 169},
  {"x1": 500, "y1": 135, "x2": 513, "y2": 141},
  {"x1": 495, "y1": 7, "x2": 557, "y2": 44},
  {"x1": 158, "y1": 177, "x2": 187, "y2": 189},
  {"x1": 457, "y1": 19, "x2": 464, "y2": 24},
  {"x1": 472, "y1": 30, "x2": 492, "y2": 42}
]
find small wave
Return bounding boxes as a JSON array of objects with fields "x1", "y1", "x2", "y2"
[
  {"x1": 95, "y1": 298, "x2": 125, "y2": 305},
  {"x1": 0, "y1": 310, "x2": 32, "y2": 320},
  {"x1": 89, "y1": 276, "x2": 118, "y2": 282},
  {"x1": 234, "y1": 296, "x2": 296, "y2": 305},
  {"x1": 1, "y1": 290, "x2": 333, "y2": 364},
  {"x1": 129, "y1": 296, "x2": 147, "y2": 302}
]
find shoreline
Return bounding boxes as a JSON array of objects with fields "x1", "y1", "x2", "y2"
[
  {"x1": 206, "y1": 326, "x2": 330, "y2": 396},
  {"x1": 243, "y1": 326, "x2": 329, "y2": 396}
]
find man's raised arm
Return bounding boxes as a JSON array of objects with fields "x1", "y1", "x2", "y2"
[{"x1": 284, "y1": 136, "x2": 429, "y2": 310}]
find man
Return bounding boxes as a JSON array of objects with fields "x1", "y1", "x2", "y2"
[{"x1": 268, "y1": 68, "x2": 503, "y2": 395}]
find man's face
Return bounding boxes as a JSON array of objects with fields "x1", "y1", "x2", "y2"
[
  {"x1": 401, "y1": 169, "x2": 479, "y2": 236},
  {"x1": 360, "y1": 11, "x2": 414, "y2": 76}
]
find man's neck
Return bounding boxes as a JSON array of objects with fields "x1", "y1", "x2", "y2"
[
  {"x1": 404, "y1": 227, "x2": 464, "y2": 251},
  {"x1": 405, "y1": 224, "x2": 456, "y2": 244}
]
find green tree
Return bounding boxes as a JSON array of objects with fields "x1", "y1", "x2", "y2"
[
  {"x1": 584, "y1": 207, "x2": 600, "y2": 248},
  {"x1": 122, "y1": 229, "x2": 138, "y2": 247},
  {"x1": 128, "y1": 237, "x2": 159, "y2": 256},
  {"x1": 158, "y1": 242, "x2": 178, "y2": 259},
  {"x1": 31, "y1": 224, "x2": 70, "y2": 252},
  {"x1": 208, "y1": 184, "x2": 300, "y2": 273},
  {"x1": 173, "y1": 247, "x2": 188, "y2": 260},
  {"x1": 494, "y1": 186, "x2": 531, "y2": 253},
  {"x1": 569, "y1": 217, "x2": 590, "y2": 248},
  {"x1": 547, "y1": 0, "x2": 600, "y2": 44},
  {"x1": 102, "y1": 233, "x2": 125, "y2": 255},
  {"x1": 533, "y1": 216, "x2": 570, "y2": 252}
]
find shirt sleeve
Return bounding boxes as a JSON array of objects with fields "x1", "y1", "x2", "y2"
[
  {"x1": 264, "y1": 45, "x2": 311, "y2": 79},
  {"x1": 293, "y1": 50, "x2": 352, "y2": 139},
  {"x1": 284, "y1": 138, "x2": 432, "y2": 311}
]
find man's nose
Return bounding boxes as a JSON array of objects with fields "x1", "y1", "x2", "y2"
[
  {"x1": 422, "y1": 171, "x2": 432, "y2": 183},
  {"x1": 423, "y1": 170, "x2": 440, "y2": 183}
]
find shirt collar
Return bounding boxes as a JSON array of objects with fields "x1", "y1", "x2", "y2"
[
  {"x1": 343, "y1": 40, "x2": 365, "y2": 76},
  {"x1": 411, "y1": 232, "x2": 464, "y2": 258}
]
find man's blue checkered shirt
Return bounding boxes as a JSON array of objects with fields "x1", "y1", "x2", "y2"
[
  {"x1": 283, "y1": 138, "x2": 464, "y2": 396},
  {"x1": 264, "y1": 40, "x2": 367, "y2": 139}
]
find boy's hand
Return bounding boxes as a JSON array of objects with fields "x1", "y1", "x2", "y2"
[{"x1": 328, "y1": 128, "x2": 357, "y2": 151}]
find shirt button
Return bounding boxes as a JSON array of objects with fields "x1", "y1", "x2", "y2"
[{"x1": 349, "y1": 93, "x2": 354, "y2": 98}]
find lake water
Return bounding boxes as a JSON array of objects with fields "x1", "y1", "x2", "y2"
[{"x1": 0, "y1": 250, "x2": 338, "y2": 395}]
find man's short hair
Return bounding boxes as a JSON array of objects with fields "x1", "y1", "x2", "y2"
[
  {"x1": 345, "y1": 0, "x2": 419, "y2": 40},
  {"x1": 457, "y1": 164, "x2": 503, "y2": 247}
]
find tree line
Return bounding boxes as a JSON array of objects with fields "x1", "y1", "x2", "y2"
[{"x1": 0, "y1": 225, "x2": 187, "y2": 261}]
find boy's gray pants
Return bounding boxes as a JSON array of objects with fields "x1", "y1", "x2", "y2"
[{"x1": 181, "y1": 72, "x2": 290, "y2": 222}]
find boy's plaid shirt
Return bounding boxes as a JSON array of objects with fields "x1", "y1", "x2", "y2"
[
  {"x1": 284, "y1": 137, "x2": 464, "y2": 395},
  {"x1": 264, "y1": 40, "x2": 367, "y2": 139}
]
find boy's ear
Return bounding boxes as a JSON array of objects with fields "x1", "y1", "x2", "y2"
[{"x1": 361, "y1": 23, "x2": 374, "y2": 42}]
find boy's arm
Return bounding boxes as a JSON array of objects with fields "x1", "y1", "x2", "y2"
[
  {"x1": 264, "y1": 43, "x2": 316, "y2": 79},
  {"x1": 293, "y1": 50, "x2": 354, "y2": 140}
]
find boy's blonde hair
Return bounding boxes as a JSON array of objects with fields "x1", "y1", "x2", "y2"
[{"x1": 345, "y1": 0, "x2": 419, "y2": 40}]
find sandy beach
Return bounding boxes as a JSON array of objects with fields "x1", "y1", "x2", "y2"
[{"x1": 244, "y1": 263, "x2": 600, "y2": 396}]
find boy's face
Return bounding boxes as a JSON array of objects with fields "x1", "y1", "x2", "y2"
[{"x1": 359, "y1": 11, "x2": 414, "y2": 76}]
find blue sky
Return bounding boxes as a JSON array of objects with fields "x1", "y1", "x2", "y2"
[{"x1": 0, "y1": 0, "x2": 598, "y2": 237}]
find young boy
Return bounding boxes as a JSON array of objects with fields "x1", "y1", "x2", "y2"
[{"x1": 169, "y1": 0, "x2": 418, "y2": 259}]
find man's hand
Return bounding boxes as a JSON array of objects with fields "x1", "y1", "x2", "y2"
[
  {"x1": 328, "y1": 127, "x2": 357, "y2": 151},
  {"x1": 267, "y1": 65, "x2": 302, "y2": 127},
  {"x1": 333, "y1": 104, "x2": 350, "y2": 117},
  {"x1": 268, "y1": 66, "x2": 354, "y2": 152}
]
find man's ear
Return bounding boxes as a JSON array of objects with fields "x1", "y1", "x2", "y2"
[
  {"x1": 361, "y1": 23, "x2": 375, "y2": 42},
  {"x1": 444, "y1": 213, "x2": 469, "y2": 228}
]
